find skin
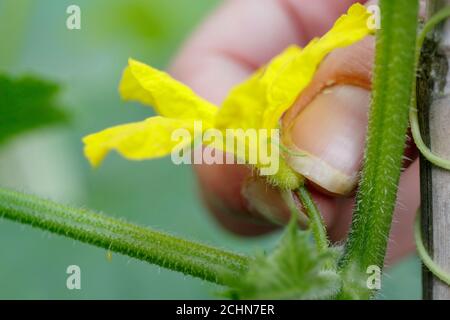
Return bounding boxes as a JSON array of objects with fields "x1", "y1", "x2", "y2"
[{"x1": 170, "y1": 0, "x2": 420, "y2": 265}]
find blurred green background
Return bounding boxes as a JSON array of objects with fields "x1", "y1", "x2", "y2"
[{"x1": 0, "y1": 0, "x2": 421, "y2": 299}]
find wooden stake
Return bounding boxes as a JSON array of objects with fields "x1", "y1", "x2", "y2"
[{"x1": 420, "y1": 0, "x2": 450, "y2": 300}]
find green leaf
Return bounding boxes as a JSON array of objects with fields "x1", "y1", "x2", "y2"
[
  {"x1": 227, "y1": 218, "x2": 342, "y2": 300},
  {"x1": 0, "y1": 74, "x2": 68, "y2": 145}
]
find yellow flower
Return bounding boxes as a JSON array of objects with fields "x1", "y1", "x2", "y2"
[{"x1": 83, "y1": 3, "x2": 372, "y2": 189}]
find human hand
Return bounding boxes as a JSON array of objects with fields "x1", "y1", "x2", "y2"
[{"x1": 171, "y1": 0, "x2": 419, "y2": 264}]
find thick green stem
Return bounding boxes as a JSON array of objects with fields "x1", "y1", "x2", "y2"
[
  {"x1": 0, "y1": 187, "x2": 249, "y2": 285},
  {"x1": 339, "y1": 0, "x2": 419, "y2": 274}
]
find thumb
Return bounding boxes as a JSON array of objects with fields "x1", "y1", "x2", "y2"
[{"x1": 282, "y1": 37, "x2": 374, "y2": 196}]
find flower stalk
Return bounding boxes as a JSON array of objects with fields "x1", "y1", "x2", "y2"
[{"x1": 296, "y1": 186, "x2": 329, "y2": 253}]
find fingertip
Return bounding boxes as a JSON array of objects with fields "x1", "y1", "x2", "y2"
[
  {"x1": 197, "y1": 165, "x2": 278, "y2": 236},
  {"x1": 281, "y1": 37, "x2": 375, "y2": 196}
]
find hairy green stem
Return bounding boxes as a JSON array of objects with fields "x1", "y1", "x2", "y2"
[
  {"x1": 296, "y1": 186, "x2": 329, "y2": 252},
  {"x1": 281, "y1": 189, "x2": 309, "y2": 228},
  {"x1": 340, "y1": 0, "x2": 419, "y2": 275},
  {"x1": 0, "y1": 188, "x2": 249, "y2": 285}
]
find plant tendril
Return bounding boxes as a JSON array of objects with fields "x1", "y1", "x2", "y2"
[
  {"x1": 415, "y1": 210, "x2": 450, "y2": 285},
  {"x1": 411, "y1": 6, "x2": 450, "y2": 286},
  {"x1": 411, "y1": 6, "x2": 450, "y2": 170},
  {"x1": 270, "y1": 137, "x2": 306, "y2": 157}
]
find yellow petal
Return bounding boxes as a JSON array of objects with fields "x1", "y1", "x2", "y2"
[
  {"x1": 119, "y1": 59, "x2": 218, "y2": 124},
  {"x1": 215, "y1": 46, "x2": 302, "y2": 130},
  {"x1": 216, "y1": 4, "x2": 371, "y2": 131},
  {"x1": 82, "y1": 116, "x2": 196, "y2": 167},
  {"x1": 263, "y1": 3, "x2": 372, "y2": 128}
]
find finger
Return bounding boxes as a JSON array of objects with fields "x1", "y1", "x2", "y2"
[
  {"x1": 171, "y1": 0, "x2": 365, "y2": 234},
  {"x1": 195, "y1": 161, "x2": 338, "y2": 233},
  {"x1": 282, "y1": 35, "x2": 418, "y2": 196},
  {"x1": 171, "y1": 0, "x2": 366, "y2": 104},
  {"x1": 218, "y1": 34, "x2": 416, "y2": 234},
  {"x1": 198, "y1": 167, "x2": 279, "y2": 237},
  {"x1": 281, "y1": 37, "x2": 374, "y2": 196}
]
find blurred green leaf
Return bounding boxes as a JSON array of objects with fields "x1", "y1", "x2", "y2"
[
  {"x1": 227, "y1": 218, "x2": 342, "y2": 300},
  {"x1": 108, "y1": 2, "x2": 166, "y2": 39},
  {"x1": 0, "y1": 74, "x2": 68, "y2": 145}
]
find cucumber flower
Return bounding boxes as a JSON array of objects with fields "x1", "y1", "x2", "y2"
[{"x1": 83, "y1": 3, "x2": 372, "y2": 190}]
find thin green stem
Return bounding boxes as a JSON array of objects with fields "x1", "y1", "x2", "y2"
[
  {"x1": 340, "y1": 0, "x2": 420, "y2": 274},
  {"x1": 274, "y1": 139, "x2": 306, "y2": 157},
  {"x1": 281, "y1": 189, "x2": 309, "y2": 228},
  {"x1": 296, "y1": 186, "x2": 329, "y2": 252},
  {"x1": 410, "y1": 6, "x2": 450, "y2": 288},
  {"x1": 0, "y1": 187, "x2": 249, "y2": 285},
  {"x1": 415, "y1": 210, "x2": 450, "y2": 286}
]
